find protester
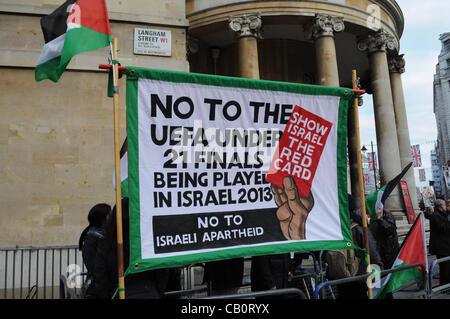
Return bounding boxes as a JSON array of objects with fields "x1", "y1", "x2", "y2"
[
  {"x1": 202, "y1": 258, "x2": 244, "y2": 296},
  {"x1": 419, "y1": 200, "x2": 425, "y2": 212},
  {"x1": 424, "y1": 198, "x2": 450, "y2": 286},
  {"x1": 337, "y1": 194, "x2": 383, "y2": 299},
  {"x1": 250, "y1": 253, "x2": 291, "y2": 292},
  {"x1": 369, "y1": 207, "x2": 399, "y2": 269},
  {"x1": 87, "y1": 198, "x2": 170, "y2": 299},
  {"x1": 78, "y1": 203, "x2": 111, "y2": 275}
]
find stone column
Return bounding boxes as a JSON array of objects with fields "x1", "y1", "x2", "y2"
[
  {"x1": 388, "y1": 54, "x2": 420, "y2": 214},
  {"x1": 310, "y1": 14, "x2": 366, "y2": 208},
  {"x1": 358, "y1": 30, "x2": 403, "y2": 213},
  {"x1": 229, "y1": 13, "x2": 262, "y2": 79},
  {"x1": 311, "y1": 14, "x2": 344, "y2": 87}
]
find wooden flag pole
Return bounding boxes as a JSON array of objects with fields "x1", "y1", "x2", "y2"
[
  {"x1": 351, "y1": 69, "x2": 373, "y2": 299},
  {"x1": 111, "y1": 37, "x2": 125, "y2": 299}
]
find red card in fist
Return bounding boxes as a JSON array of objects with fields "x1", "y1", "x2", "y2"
[{"x1": 266, "y1": 106, "x2": 333, "y2": 197}]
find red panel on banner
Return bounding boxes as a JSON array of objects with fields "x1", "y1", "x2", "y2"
[
  {"x1": 401, "y1": 181, "x2": 416, "y2": 223},
  {"x1": 266, "y1": 105, "x2": 333, "y2": 197}
]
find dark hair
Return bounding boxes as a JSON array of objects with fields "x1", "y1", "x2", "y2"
[
  {"x1": 78, "y1": 203, "x2": 111, "y2": 250},
  {"x1": 88, "y1": 203, "x2": 111, "y2": 228},
  {"x1": 348, "y1": 194, "x2": 355, "y2": 212},
  {"x1": 419, "y1": 200, "x2": 425, "y2": 211}
]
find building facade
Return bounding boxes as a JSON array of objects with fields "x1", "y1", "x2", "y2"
[
  {"x1": 0, "y1": 0, "x2": 189, "y2": 246},
  {"x1": 433, "y1": 33, "x2": 450, "y2": 198},
  {"x1": 1, "y1": 0, "x2": 418, "y2": 247},
  {"x1": 186, "y1": 0, "x2": 419, "y2": 219},
  {"x1": 431, "y1": 148, "x2": 443, "y2": 197}
]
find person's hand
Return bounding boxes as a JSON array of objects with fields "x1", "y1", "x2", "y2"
[
  {"x1": 271, "y1": 176, "x2": 314, "y2": 240},
  {"x1": 376, "y1": 207, "x2": 383, "y2": 219}
]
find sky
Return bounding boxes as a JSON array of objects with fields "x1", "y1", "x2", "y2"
[{"x1": 358, "y1": 0, "x2": 450, "y2": 185}]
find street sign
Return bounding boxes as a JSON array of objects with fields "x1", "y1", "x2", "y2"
[{"x1": 134, "y1": 28, "x2": 171, "y2": 56}]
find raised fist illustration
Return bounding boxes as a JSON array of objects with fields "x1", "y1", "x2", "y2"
[{"x1": 272, "y1": 176, "x2": 314, "y2": 240}]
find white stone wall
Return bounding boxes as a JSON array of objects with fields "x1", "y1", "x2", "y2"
[{"x1": 0, "y1": 0, "x2": 188, "y2": 246}]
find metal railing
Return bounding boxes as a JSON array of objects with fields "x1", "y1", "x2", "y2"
[
  {"x1": 1, "y1": 245, "x2": 207, "y2": 299},
  {"x1": 202, "y1": 288, "x2": 307, "y2": 299},
  {"x1": 429, "y1": 256, "x2": 450, "y2": 298},
  {"x1": 0, "y1": 245, "x2": 85, "y2": 299},
  {"x1": 312, "y1": 263, "x2": 428, "y2": 299},
  {"x1": 4, "y1": 244, "x2": 445, "y2": 300},
  {"x1": 164, "y1": 286, "x2": 209, "y2": 299}
]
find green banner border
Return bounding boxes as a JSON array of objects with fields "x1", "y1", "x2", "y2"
[{"x1": 125, "y1": 67, "x2": 354, "y2": 275}]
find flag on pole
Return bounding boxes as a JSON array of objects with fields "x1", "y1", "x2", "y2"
[
  {"x1": 365, "y1": 163, "x2": 413, "y2": 220},
  {"x1": 373, "y1": 212, "x2": 427, "y2": 299},
  {"x1": 365, "y1": 185, "x2": 385, "y2": 220},
  {"x1": 35, "y1": 0, "x2": 111, "y2": 82},
  {"x1": 368, "y1": 152, "x2": 377, "y2": 171},
  {"x1": 419, "y1": 169, "x2": 426, "y2": 182},
  {"x1": 411, "y1": 145, "x2": 422, "y2": 168},
  {"x1": 112, "y1": 137, "x2": 128, "y2": 198}
]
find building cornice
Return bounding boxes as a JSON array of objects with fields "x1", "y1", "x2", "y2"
[
  {"x1": 373, "y1": 0, "x2": 404, "y2": 38},
  {"x1": 187, "y1": 1, "x2": 404, "y2": 40}
]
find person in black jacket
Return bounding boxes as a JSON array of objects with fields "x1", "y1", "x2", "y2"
[
  {"x1": 425, "y1": 199, "x2": 450, "y2": 286},
  {"x1": 250, "y1": 253, "x2": 291, "y2": 292},
  {"x1": 88, "y1": 198, "x2": 170, "y2": 299},
  {"x1": 202, "y1": 258, "x2": 244, "y2": 296},
  {"x1": 338, "y1": 195, "x2": 383, "y2": 299},
  {"x1": 369, "y1": 208, "x2": 399, "y2": 269},
  {"x1": 349, "y1": 210, "x2": 383, "y2": 274},
  {"x1": 78, "y1": 203, "x2": 111, "y2": 275}
]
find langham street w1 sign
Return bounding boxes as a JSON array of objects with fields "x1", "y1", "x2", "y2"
[{"x1": 133, "y1": 28, "x2": 171, "y2": 57}]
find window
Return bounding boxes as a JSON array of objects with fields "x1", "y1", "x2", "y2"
[{"x1": 445, "y1": 40, "x2": 450, "y2": 52}]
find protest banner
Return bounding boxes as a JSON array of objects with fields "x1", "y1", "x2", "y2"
[
  {"x1": 400, "y1": 181, "x2": 416, "y2": 223},
  {"x1": 124, "y1": 67, "x2": 356, "y2": 273}
]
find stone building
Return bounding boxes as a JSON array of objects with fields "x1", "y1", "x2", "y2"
[
  {"x1": 0, "y1": 0, "x2": 189, "y2": 246},
  {"x1": 433, "y1": 32, "x2": 450, "y2": 198},
  {"x1": 1, "y1": 0, "x2": 418, "y2": 247}
]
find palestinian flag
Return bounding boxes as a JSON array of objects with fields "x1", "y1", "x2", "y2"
[
  {"x1": 35, "y1": 0, "x2": 111, "y2": 82},
  {"x1": 365, "y1": 185, "x2": 386, "y2": 221},
  {"x1": 112, "y1": 137, "x2": 129, "y2": 198},
  {"x1": 373, "y1": 212, "x2": 428, "y2": 299},
  {"x1": 365, "y1": 162, "x2": 413, "y2": 220}
]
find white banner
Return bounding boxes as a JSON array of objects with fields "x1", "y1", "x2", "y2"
[{"x1": 125, "y1": 68, "x2": 355, "y2": 272}]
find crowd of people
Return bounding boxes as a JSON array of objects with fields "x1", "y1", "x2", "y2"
[{"x1": 76, "y1": 193, "x2": 450, "y2": 299}]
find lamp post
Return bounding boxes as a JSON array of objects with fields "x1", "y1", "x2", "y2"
[
  {"x1": 371, "y1": 141, "x2": 378, "y2": 190},
  {"x1": 361, "y1": 145, "x2": 367, "y2": 194},
  {"x1": 210, "y1": 47, "x2": 221, "y2": 75}
]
